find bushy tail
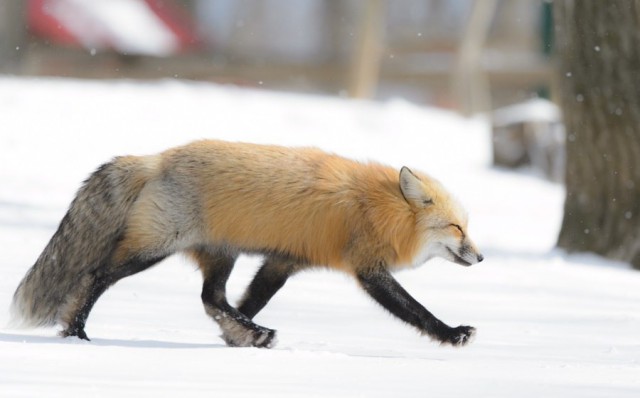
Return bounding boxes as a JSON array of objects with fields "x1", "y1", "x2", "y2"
[{"x1": 11, "y1": 156, "x2": 152, "y2": 328}]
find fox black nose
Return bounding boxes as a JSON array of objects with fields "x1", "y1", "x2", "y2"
[{"x1": 477, "y1": 254, "x2": 484, "y2": 263}]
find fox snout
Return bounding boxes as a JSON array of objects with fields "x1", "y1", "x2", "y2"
[
  {"x1": 447, "y1": 241, "x2": 484, "y2": 266},
  {"x1": 467, "y1": 252, "x2": 484, "y2": 265}
]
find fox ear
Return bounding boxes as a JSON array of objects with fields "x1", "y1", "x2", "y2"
[{"x1": 399, "y1": 166, "x2": 433, "y2": 208}]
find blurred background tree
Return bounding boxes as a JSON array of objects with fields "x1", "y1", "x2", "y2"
[
  {"x1": 0, "y1": 1, "x2": 26, "y2": 73},
  {"x1": 555, "y1": 0, "x2": 640, "y2": 270}
]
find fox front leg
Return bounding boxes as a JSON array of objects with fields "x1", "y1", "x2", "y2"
[
  {"x1": 356, "y1": 264, "x2": 475, "y2": 346},
  {"x1": 191, "y1": 247, "x2": 276, "y2": 348},
  {"x1": 238, "y1": 254, "x2": 304, "y2": 319}
]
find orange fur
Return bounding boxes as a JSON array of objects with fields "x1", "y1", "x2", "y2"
[{"x1": 116, "y1": 139, "x2": 474, "y2": 273}]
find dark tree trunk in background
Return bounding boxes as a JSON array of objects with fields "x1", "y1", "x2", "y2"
[{"x1": 555, "y1": 1, "x2": 640, "y2": 269}]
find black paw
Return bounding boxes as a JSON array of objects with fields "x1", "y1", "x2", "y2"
[
  {"x1": 439, "y1": 325, "x2": 475, "y2": 347},
  {"x1": 60, "y1": 326, "x2": 91, "y2": 341},
  {"x1": 252, "y1": 328, "x2": 277, "y2": 348}
]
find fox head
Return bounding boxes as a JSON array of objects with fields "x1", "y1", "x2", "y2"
[{"x1": 400, "y1": 167, "x2": 483, "y2": 267}]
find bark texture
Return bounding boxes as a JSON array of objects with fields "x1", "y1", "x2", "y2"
[{"x1": 555, "y1": 1, "x2": 640, "y2": 269}]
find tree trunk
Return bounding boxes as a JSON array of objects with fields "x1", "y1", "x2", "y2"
[
  {"x1": 452, "y1": 0, "x2": 497, "y2": 116},
  {"x1": 348, "y1": 0, "x2": 384, "y2": 99},
  {"x1": 0, "y1": 1, "x2": 26, "y2": 73},
  {"x1": 555, "y1": 1, "x2": 640, "y2": 269}
]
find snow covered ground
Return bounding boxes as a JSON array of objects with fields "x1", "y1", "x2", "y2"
[{"x1": 0, "y1": 78, "x2": 638, "y2": 397}]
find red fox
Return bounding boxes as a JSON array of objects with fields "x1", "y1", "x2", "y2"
[{"x1": 12, "y1": 140, "x2": 483, "y2": 347}]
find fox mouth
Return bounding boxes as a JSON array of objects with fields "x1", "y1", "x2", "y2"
[{"x1": 446, "y1": 247, "x2": 472, "y2": 266}]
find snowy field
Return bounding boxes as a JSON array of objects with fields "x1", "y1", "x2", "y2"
[{"x1": 0, "y1": 78, "x2": 638, "y2": 397}]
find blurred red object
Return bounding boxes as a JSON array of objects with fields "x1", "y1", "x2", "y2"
[{"x1": 28, "y1": 0, "x2": 200, "y2": 56}]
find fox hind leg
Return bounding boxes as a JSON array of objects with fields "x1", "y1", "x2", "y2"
[
  {"x1": 191, "y1": 246, "x2": 276, "y2": 348},
  {"x1": 59, "y1": 272, "x2": 109, "y2": 341},
  {"x1": 60, "y1": 254, "x2": 167, "y2": 341}
]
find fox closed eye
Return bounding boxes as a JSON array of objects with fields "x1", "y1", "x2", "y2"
[
  {"x1": 428, "y1": 223, "x2": 464, "y2": 233},
  {"x1": 450, "y1": 224, "x2": 465, "y2": 237}
]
